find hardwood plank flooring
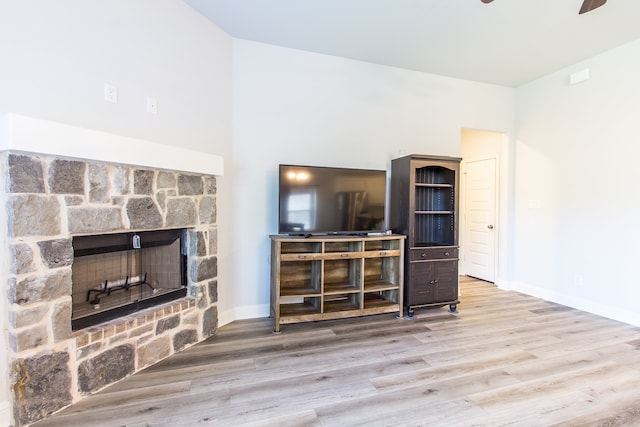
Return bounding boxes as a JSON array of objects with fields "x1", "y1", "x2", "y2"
[{"x1": 34, "y1": 277, "x2": 640, "y2": 426}]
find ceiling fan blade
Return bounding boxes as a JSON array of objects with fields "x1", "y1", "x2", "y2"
[
  {"x1": 579, "y1": 0, "x2": 607, "y2": 14},
  {"x1": 480, "y1": 0, "x2": 494, "y2": 3}
]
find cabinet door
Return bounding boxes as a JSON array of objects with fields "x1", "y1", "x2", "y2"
[
  {"x1": 407, "y1": 262, "x2": 435, "y2": 305},
  {"x1": 408, "y1": 260, "x2": 458, "y2": 306},
  {"x1": 432, "y1": 260, "x2": 458, "y2": 302}
]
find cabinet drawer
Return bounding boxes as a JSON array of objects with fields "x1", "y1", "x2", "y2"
[
  {"x1": 280, "y1": 253, "x2": 325, "y2": 261},
  {"x1": 410, "y1": 247, "x2": 458, "y2": 261},
  {"x1": 322, "y1": 252, "x2": 363, "y2": 260}
]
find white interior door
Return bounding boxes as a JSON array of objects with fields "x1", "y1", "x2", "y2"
[{"x1": 463, "y1": 157, "x2": 497, "y2": 282}]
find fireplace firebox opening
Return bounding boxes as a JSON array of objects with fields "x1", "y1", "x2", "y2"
[{"x1": 71, "y1": 229, "x2": 188, "y2": 330}]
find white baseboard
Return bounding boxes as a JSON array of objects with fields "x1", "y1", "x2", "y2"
[
  {"x1": 233, "y1": 304, "x2": 270, "y2": 321},
  {"x1": 493, "y1": 277, "x2": 511, "y2": 290},
  {"x1": 0, "y1": 401, "x2": 11, "y2": 427},
  {"x1": 511, "y1": 281, "x2": 640, "y2": 327},
  {"x1": 218, "y1": 304, "x2": 269, "y2": 328}
]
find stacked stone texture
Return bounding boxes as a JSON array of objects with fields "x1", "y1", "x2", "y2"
[{"x1": 3, "y1": 152, "x2": 218, "y2": 426}]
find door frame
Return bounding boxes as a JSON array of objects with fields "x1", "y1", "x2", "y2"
[{"x1": 460, "y1": 154, "x2": 500, "y2": 283}]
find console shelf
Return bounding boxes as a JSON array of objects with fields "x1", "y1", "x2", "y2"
[{"x1": 270, "y1": 234, "x2": 405, "y2": 332}]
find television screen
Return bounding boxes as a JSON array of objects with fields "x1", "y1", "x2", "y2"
[{"x1": 278, "y1": 164, "x2": 387, "y2": 235}]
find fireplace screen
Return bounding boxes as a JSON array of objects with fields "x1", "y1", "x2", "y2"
[{"x1": 71, "y1": 229, "x2": 187, "y2": 330}]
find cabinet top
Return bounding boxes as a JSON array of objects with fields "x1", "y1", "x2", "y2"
[
  {"x1": 270, "y1": 234, "x2": 406, "y2": 242},
  {"x1": 393, "y1": 154, "x2": 462, "y2": 163}
]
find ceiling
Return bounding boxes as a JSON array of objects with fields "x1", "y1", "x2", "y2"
[{"x1": 184, "y1": 0, "x2": 640, "y2": 87}]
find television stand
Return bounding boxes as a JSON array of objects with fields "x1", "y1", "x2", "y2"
[{"x1": 270, "y1": 234, "x2": 405, "y2": 332}]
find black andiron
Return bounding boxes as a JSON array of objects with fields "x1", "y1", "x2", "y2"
[{"x1": 86, "y1": 272, "x2": 156, "y2": 305}]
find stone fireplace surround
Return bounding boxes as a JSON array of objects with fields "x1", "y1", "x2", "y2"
[{"x1": 2, "y1": 148, "x2": 220, "y2": 426}]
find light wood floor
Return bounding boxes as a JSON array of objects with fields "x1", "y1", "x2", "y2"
[{"x1": 35, "y1": 277, "x2": 640, "y2": 427}]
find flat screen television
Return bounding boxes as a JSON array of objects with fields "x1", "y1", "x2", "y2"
[{"x1": 278, "y1": 164, "x2": 387, "y2": 235}]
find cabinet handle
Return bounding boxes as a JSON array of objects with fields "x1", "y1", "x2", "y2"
[
  {"x1": 341, "y1": 253, "x2": 348, "y2": 257},
  {"x1": 298, "y1": 255, "x2": 307, "y2": 259},
  {"x1": 444, "y1": 252, "x2": 450, "y2": 257},
  {"x1": 430, "y1": 280, "x2": 435, "y2": 284},
  {"x1": 379, "y1": 251, "x2": 387, "y2": 255},
  {"x1": 421, "y1": 253, "x2": 426, "y2": 258}
]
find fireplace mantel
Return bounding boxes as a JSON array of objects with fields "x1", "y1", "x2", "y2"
[{"x1": 0, "y1": 114, "x2": 224, "y2": 177}]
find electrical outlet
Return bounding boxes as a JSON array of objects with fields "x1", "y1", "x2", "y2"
[
  {"x1": 146, "y1": 97, "x2": 158, "y2": 114},
  {"x1": 104, "y1": 83, "x2": 118, "y2": 103},
  {"x1": 573, "y1": 273, "x2": 584, "y2": 286}
]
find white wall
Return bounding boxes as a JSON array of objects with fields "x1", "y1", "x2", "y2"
[
  {"x1": 461, "y1": 129, "x2": 504, "y2": 159},
  {"x1": 0, "y1": 1, "x2": 233, "y2": 423},
  {"x1": 230, "y1": 39, "x2": 516, "y2": 319},
  {"x1": 0, "y1": 0, "x2": 232, "y2": 154},
  {"x1": 514, "y1": 38, "x2": 640, "y2": 326}
]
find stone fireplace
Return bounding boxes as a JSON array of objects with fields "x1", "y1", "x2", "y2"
[{"x1": 2, "y1": 148, "x2": 220, "y2": 426}]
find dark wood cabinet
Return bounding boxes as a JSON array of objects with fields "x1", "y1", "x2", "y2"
[{"x1": 389, "y1": 154, "x2": 461, "y2": 315}]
